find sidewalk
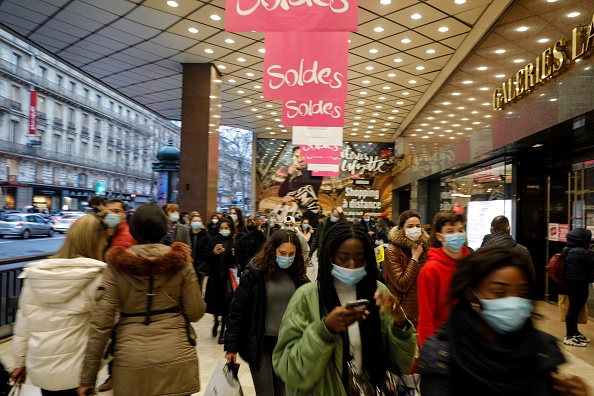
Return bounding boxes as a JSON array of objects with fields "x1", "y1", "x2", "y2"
[{"x1": 0, "y1": 300, "x2": 592, "y2": 395}]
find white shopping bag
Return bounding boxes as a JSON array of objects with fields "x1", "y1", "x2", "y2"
[{"x1": 204, "y1": 361, "x2": 244, "y2": 396}]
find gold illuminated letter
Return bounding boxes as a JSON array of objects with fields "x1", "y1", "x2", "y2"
[
  {"x1": 552, "y1": 39, "x2": 567, "y2": 73},
  {"x1": 524, "y1": 63, "x2": 535, "y2": 92}
]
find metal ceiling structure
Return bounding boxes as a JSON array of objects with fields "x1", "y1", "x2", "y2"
[{"x1": 0, "y1": 0, "x2": 592, "y2": 156}]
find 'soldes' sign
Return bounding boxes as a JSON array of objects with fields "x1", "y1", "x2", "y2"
[
  {"x1": 225, "y1": 0, "x2": 359, "y2": 32},
  {"x1": 264, "y1": 32, "x2": 349, "y2": 101},
  {"x1": 283, "y1": 99, "x2": 344, "y2": 126}
]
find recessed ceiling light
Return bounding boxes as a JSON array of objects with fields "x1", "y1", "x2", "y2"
[
  {"x1": 516, "y1": 26, "x2": 528, "y2": 32},
  {"x1": 365, "y1": 66, "x2": 374, "y2": 70},
  {"x1": 254, "y1": 85, "x2": 261, "y2": 89},
  {"x1": 204, "y1": 49, "x2": 214, "y2": 54},
  {"x1": 408, "y1": 80, "x2": 417, "y2": 84},
  {"x1": 495, "y1": 49, "x2": 506, "y2": 54},
  {"x1": 244, "y1": 100, "x2": 252, "y2": 104},
  {"x1": 369, "y1": 49, "x2": 379, "y2": 54},
  {"x1": 360, "y1": 91, "x2": 368, "y2": 95},
  {"x1": 167, "y1": 0, "x2": 178, "y2": 7},
  {"x1": 438, "y1": 27, "x2": 449, "y2": 32},
  {"x1": 477, "y1": 66, "x2": 488, "y2": 71},
  {"x1": 228, "y1": 79, "x2": 236, "y2": 83},
  {"x1": 362, "y1": 80, "x2": 370, "y2": 84},
  {"x1": 214, "y1": 79, "x2": 222, "y2": 83},
  {"x1": 356, "y1": 109, "x2": 363, "y2": 112},
  {"x1": 258, "y1": 48, "x2": 266, "y2": 53},
  {"x1": 411, "y1": 14, "x2": 422, "y2": 20},
  {"x1": 379, "y1": 97, "x2": 386, "y2": 100},
  {"x1": 402, "y1": 92, "x2": 410, "y2": 96},
  {"x1": 457, "y1": 107, "x2": 465, "y2": 110},
  {"x1": 394, "y1": 58, "x2": 403, "y2": 63},
  {"x1": 434, "y1": 110, "x2": 442, "y2": 113},
  {"x1": 416, "y1": 65, "x2": 425, "y2": 71},
  {"x1": 567, "y1": 12, "x2": 580, "y2": 18},
  {"x1": 225, "y1": 38, "x2": 235, "y2": 44},
  {"x1": 210, "y1": 15, "x2": 221, "y2": 20},
  {"x1": 452, "y1": 92, "x2": 461, "y2": 96},
  {"x1": 479, "y1": 87, "x2": 489, "y2": 91},
  {"x1": 463, "y1": 80, "x2": 473, "y2": 84},
  {"x1": 513, "y1": 59, "x2": 524, "y2": 63},
  {"x1": 496, "y1": 74, "x2": 506, "y2": 78},
  {"x1": 251, "y1": 108, "x2": 258, "y2": 111},
  {"x1": 454, "y1": 0, "x2": 466, "y2": 4},
  {"x1": 237, "y1": 57, "x2": 246, "y2": 62},
  {"x1": 246, "y1": 72, "x2": 254, "y2": 77},
  {"x1": 237, "y1": 90, "x2": 244, "y2": 94},
  {"x1": 396, "y1": 101, "x2": 404, "y2": 105},
  {"x1": 266, "y1": 104, "x2": 273, "y2": 108},
  {"x1": 426, "y1": 49, "x2": 436, "y2": 54},
  {"x1": 380, "y1": 0, "x2": 392, "y2": 4},
  {"x1": 383, "y1": 86, "x2": 391, "y2": 90},
  {"x1": 188, "y1": 27, "x2": 199, "y2": 34},
  {"x1": 218, "y1": 65, "x2": 226, "y2": 69},
  {"x1": 550, "y1": 98, "x2": 558, "y2": 101},
  {"x1": 374, "y1": 27, "x2": 384, "y2": 32},
  {"x1": 442, "y1": 101, "x2": 451, "y2": 105},
  {"x1": 401, "y1": 38, "x2": 412, "y2": 44},
  {"x1": 537, "y1": 38, "x2": 550, "y2": 44},
  {"x1": 388, "y1": 73, "x2": 396, "y2": 77},
  {"x1": 388, "y1": 116, "x2": 395, "y2": 120}
]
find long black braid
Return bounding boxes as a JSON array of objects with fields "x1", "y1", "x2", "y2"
[{"x1": 316, "y1": 222, "x2": 388, "y2": 387}]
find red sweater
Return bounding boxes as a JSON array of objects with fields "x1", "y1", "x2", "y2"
[
  {"x1": 110, "y1": 221, "x2": 137, "y2": 249},
  {"x1": 417, "y1": 246, "x2": 470, "y2": 347}
]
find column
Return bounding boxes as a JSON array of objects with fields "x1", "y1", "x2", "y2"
[{"x1": 179, "y1": 64, "x2": 221, "y2": 217}]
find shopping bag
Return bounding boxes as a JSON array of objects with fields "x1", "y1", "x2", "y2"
[
  {"x1": 6, "y1": 382, "x2": 22, "y2": 396},
  {"x1": 558, "y1": 294, "x2": 588, "y2": 324},
  {"x1": 204, "y1": 361, "x2": 244, "y2": 396},
  {"x1": 375, "y1": 246, "x2": 385, "y2": 264},
  {"x1": 229, "y1": 268, "x2": 240, "y2": 292}
]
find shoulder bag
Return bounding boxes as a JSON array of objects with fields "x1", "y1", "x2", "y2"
[{"x1": 160, "y1": 286, "x2": 197, "y2": 346}]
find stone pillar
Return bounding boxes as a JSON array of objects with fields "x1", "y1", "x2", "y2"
[{"x1": 179, "y1": 64, "x2": 221, "y2": 218}]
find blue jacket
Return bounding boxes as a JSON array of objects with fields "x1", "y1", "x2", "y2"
[{"x1": 562, "y1": 228, "x2": 594, "y2": 282}]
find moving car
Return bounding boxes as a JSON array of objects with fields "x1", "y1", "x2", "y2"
[
  {"x1": 53, "y1": 213, "x2": 85, "y2": 233},
  {"x1": 0, "y1": 213, "x2": 55, "y2": 238}
]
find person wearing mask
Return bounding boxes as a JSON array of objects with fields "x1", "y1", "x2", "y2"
[
  {"x1": 189, "y1": 213, "x2": 213, "y2": 291},
  {"x1": 179, "y1": 211, "x2": 190, "y2": 226},
  {"x1": 77, "y1": 203, "x2": 204, "y2": 396},
  {"x1": 480, "y1": 215, "x2": 535, "y2": 280},
  {"x1": 208, "y1": 214, "x2": 220, "y2": 237},
  {"x1": 89, "y1": 196, "x2": 106, "y2": 213},
  {"x1": 561, "y1": 228, "x2": 594, "y2": 347},
  {"x1": 419, "y1": 246, "x2": 589, "y2": 396},
  {"x1": 230, "y1": 207, "x2": 247, "y2": 236},
  {"x1": 204, "y1": 217, "x2": 236, "y2": 344},
  {"x1": 299, "y1": 219, "x2": 313, "y2": 247},
  {"x1": 357, "y1": 212, "x2": 376, "y2": 240},
  {"x1": 384, "y1": 210, "x2": 430, "y2": 327},
  {"x1": 273, "y1": 222, "x2": 417, "y2": 395},
  {"x1": 283, "y1": 216, "x2": 310, "y2": 262},
  {"x1": 161, "y1": 204, "x2": 190, "y2": 246},
  {"x1": 417, "y1": 211, "x2": 471, "y2": 346},
  {"x1": 105, "y1": 199, "x2": 136, "y2": 249},
  {"x1": 374, "y1": 217, "x2": 390, "y2": 246},
  {"x1": 309, "y1": 206, "x2": 345, "y2": 260},
  {"x1": 225, "y1": 230, "x2": 309, "y2": 396},
  {"x1": 263, "y1": 214, "x2": 281, "y2": 238},
  {"x1": 10, "y1": 214, "x2": 109, "y2": 396},
  {"x1": 234, "y1": 215, "x2": 267, "y2": 273}
]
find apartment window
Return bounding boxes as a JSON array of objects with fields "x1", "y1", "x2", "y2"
[
  {"x1": 52, "y1": 167, "x2": 59, "y2": 184},
  {"x1": 37, "y1": 130, "x2": 44, "y2": 145},
  {"x1": 108, "y1": 149, "x2": 114, "y2": 162},
  {"x1": 11, "y1": 53, "x2": 21, "y2": 73},
  {"x1": 9, "y1": 121, "x2": 18, "y2": 142},
  {"x1": 83, "y1": 88, "x2": 89, "y2": 99},
  {"x1": 11, "y1": 85, "x2": 20, "y2": 102},
  {"x1": 56, "y1": 75, "x2": 63, "y2": 87},
  {"x1": 117, "y1": 128, "x2": 122, "y2": 139},
  {"x1": 81, "y1": 142, "x2": 87, "y2": 156},
  {"x1": 67, "y1": 138, "x2": 73, "y2": 155},
  {"x1": 94, "y1": 145, "x2": 100, "y2": 158},
  {"x1": 53, "y1": 135, "x2": 61, "y2": 152},
  {"x1": 35, "y1": 165, "x2": 43, "y2": 181},
  {"x1": 108, "y1": 124, "x2": 114, "y2": 135},
  {"x1": 96, "y1": 94, "x2": 101, "y2": 104},
  {"x1": 118, "y1": 105, "x2": 122, "y2": 114},
  {"x1": 68, "y1": 108, "x2": 75, "y2": 123},
  {"x1": 38, "y1": 96, "x2": 46, "y2": 112},
  {"x1": 69, "y1": 81, "x2": 76, "y2": 92},
  {"x1": 82, "y1": 114, "x2": 88, "y2": 127},
  {"x1": 38, "y1": 66, "x2": 46, "y2": 79},
  {"x1": 126, "y1": 109, "x2": 131, "y2": 118},
  {"x1": 94, "y1": 119, "x2": 100, "y2": 132},
  {"x1": 55, "y1": 103, "x2": 63, "y2": 119},
  {"x1": 109, "y1": 101, "x2": 114, "y2": 110}
]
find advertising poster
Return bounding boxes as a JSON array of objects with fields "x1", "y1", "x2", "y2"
[
  {"x1": 256, "y1": 140, "x2": 394, "y2": 227},
  {"x1": 157, "y1": 172, "x2": 169, "y2": 206}
]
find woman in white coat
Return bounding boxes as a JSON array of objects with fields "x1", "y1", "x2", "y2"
[{"x1": 10, "y1": 213, "x2": 109, "y2": 396}]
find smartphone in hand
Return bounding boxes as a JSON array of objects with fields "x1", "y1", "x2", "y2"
[{"x1": 345, "y1": 299, "x2": 370, "y2": 312}]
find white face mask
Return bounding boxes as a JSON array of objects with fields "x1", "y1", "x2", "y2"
[{"x1": 405, "y1": 227, "x2": 422, "y2": 242}]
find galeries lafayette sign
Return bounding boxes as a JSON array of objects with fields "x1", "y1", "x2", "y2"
[{"x1": 225, "y1": 0, "x2": 359, "y2": 32}]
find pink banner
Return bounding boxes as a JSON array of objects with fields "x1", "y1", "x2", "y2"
[
  {"x1": 283, "y1": 99, "x2": 344, "y2": 126},
  {"x1": 301, "y1": 144, "x2": 341, "y2": 177},
  {"x1": 264, "y1": 32, "x2": 349, "y2": 101},
  {"x1": 226, "y1": 0, "x2": 358, "y2": 32},
  {"x1": 29, "y1": 90, "x2": 37, "y2": 135}
]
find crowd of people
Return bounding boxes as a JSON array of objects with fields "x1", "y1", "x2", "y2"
[{"x1": 4, "y1": 197, "x2": 592, "y2": 396}]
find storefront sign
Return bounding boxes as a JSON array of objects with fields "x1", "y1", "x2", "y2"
[
  {"x1": 95, "y1": 182, "x2": 107, "y2": 196},
  {"x1": 301, "y1": 144, "x2": 341, "y2": 176},
  {"x1": 292, "y1": 126, "x2": 343, "y2": 145},
  {"x1": 493, "y1": 13, "x2": 594, "y2": 110},
  {"x1": 29, "y1": 90, "x2": 37, "y2": 135},
  {"x1": 225, "y1": 0, "x2": 358, "y2": 32},
  {"x1": 342, "y1": 187, "x2": 382, "y2": 212},
  {"x1": 283, "y1": 99, "x2": 344, "y2": 126},
  {"x1": 263, "y1": 32, "x2": 349, "y2": 101},
  {"x1": 341, "y1": 145, "x2": 388, "y2": 175},
  {"x1": 558, "y1": 223, "x2": 569, "y2": 243}
]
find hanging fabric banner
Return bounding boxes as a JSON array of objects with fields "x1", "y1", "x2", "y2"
[
  {"x1": 226, "y1": 0, "x2": 359, "y2": 32},
  {"x1": 263, "y1": 31, "x2": 349, "y2": 101},
  {"x1": 301, "y1": 144, "x2": 341, "y2": 177},
  {"x1": 283, "y1": 99, "x2": 344, "y2": 127},
  {"x1": 292, "y1": 126, "x2": 343, "y2": 146},
  {"x1": 29, "y1": 90, "x2": 37, "y2": 135}
]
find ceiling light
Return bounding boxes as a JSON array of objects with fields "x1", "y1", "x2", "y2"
[
  {"x1": 356, "y1": 109, "x2": 363, "y2": 112},
  {"x1": 254, "y1": 85, "x2": 261, "y2": 89},
  {"x1": 360, "y1": 91, "x2": 368, "y2": 95},
  {"x1": 362, "y1": 80, "x2": 370, "y2": 84},
  {"x1": 516, "y1": 26, "x2": 528, "y2": 32},
  {"x1": 396, "y1": 101, "x2": 404, "y2": 105},
  {"x1": 388, "y1": 73, "x2": 396, "y2": 77},
  {"x1": 246, "y1": 72, "x2": 254, "y2": 76},
  {"x1": 379, "y1": 97, "x2": 386, "y2": 100},
  {"x1": 495, "y1": 49, "x2": 506, "y2": 54},
  {"x1": 477, "y1": 66, "x2": 488, "y2": 71},
  {"x1": 532, "y1": 143, "x2": 544, "y2": 147},
  {"x1": 204, "y1": 49, "x2": 214, "y2": 54},
  {"x1": 357, "y1": 101, "x2": 365, "y2": 105},
  {"x1": 392, "y1": 110, "x2": 399, "y2": 113},
  {"x1": 369, "y1": 49, "x2": 379, "y2": 54},
  {"x1": 454, "y1": 0, "x2": 466, "y2": 3},
  {"x1": 479, "y1": 87, "x2": 489, "y2": 91},
  {"x1": 513, "y1": 59, "x2": 524, "y2": 63},
  {"x1": 188, "y1": 27, "x2": 199, "y2": 34},
  {"x1": 538, "y1": 38, "x2": 550, "y2": 43},
  {"x1": 365, "y1": 66, "x2": 374, "y2": 70},
  {"x1": 379, "y1": 133, "x2": 385, "y2": 136},
  {"x1": 214, "y1": 79, "x2": 222, "y2": 83},
  {"x1": 225, "y1": 38, "x2": 235, "y2": 44},
  {"x1": 411, "y1": 14, "x2": 422, "y2": 20},
  {"x1": 434, "y1": 110, "x2": 442, "y2": 113},
  {"x1": 237, "y1": 90, "x2": 244, "y2": 94},
  {"x1": 442, "y1": 101, "x2": 451, "y2": 105},
  {"x1": 468, "y1": 98, "x2": 475, "y2": 101},
  {"x1": 451, "y1": 92, "x2": 461, "y2": 96},
  {"x1": 496, "y1": 74, "x2": 505, "y2": 78},
  {"x1": 416, "y1": 65, "x2": 425, "y2": 71},
  {"x1": 251, "y1": 108, "x2": 258, "y2": 111},
  {"x1": 228, "y1": 79, "x2": 236, "y2": 83},
  {"x1": 374, "y1": 27, "x2": 384, "y2": 32},
  {"x1": 383, "y1": 86, "x2": 391, "y2": 90},
  {"x1": 457, "y1": 107, "x2": 465, "y2": 110},
  {"x1": 567, "y1": 12, "x2": 580, "y2": 18},
  {"x1": 426, "y1": 49, "x2": 436, "y2": 54},
  {"x1": 394, "y1": 58, "x2": 403, "y2": 63},
  {"x1": 401, "y1": 38, "x2": 412, "y2": 44},
  {"x1": 388, "y1": 116, "x2": 395, "y2": 120},
  {"x1": 237, "y1": 57, "x2": 246, "y2": 62},
  {"x1": 258, "y1": 48, "x2": 266, "y2": 54},
  {"x1": 245, "y1": 100, "x2": 252, "y2": 103},
  {"x1": 409, "y1": 80, "x2": 417, "y2": 84},
  {"x1": 463, "y1": 80, "x2": 473, "y2": 84},
  {"x1": 550, "y1": 98, "x2": 558, "y2": 101},
  {"x1": 380, "y1": 0, "x2": 391, "y2": 4},
  {"x1": 422, "y1": 136, "x2": 429, "y2": 139},
  {"x1": 167, "y1": 1, "x2": 178, "y2": 6},
  {"x1": 402, "y1": 92, "x2": 410, "y2": 95},
  {"x1": 471, "y1": 111, "x2": 478, "y2": 114},
  {"x1": 218, "y1": 65, "x2": 226, "y2": 69},
  {"x1": 438, "y1": 27, "x2": 449, "y2": 32},
  {"x1": 210, "y1": 15, "x2": 221, "y2": 20}
]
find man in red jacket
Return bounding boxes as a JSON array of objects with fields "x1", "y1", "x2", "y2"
[
  {"x1": 417, "y1": 211, "x2": 470, "y2": 347},
  {"x1": 106, "y1": 199, "x2": 137, "y2": 249}
]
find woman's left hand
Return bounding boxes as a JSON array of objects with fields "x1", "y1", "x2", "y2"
[
  {"x1": 10, "y1": 367, "x2": 26, "y2": 383},
  {"x1": 551, "y1": 372, "x2": 590, "y2": 396},
  {"x1": 374, "y1": 291, "x2": 407, "y2": 328}
]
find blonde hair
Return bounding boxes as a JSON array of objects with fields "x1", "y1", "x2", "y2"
[{"x1": 51, "y1": 213, "x2": 108, "y2": 261}]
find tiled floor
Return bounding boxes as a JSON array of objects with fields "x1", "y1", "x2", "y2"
[{"x1": 1, "y1": 295, "x2": 593, "y2": 395}]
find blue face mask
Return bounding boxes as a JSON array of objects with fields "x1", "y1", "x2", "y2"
[
  {"x1": 331, "y1": 264, "x2": 367, "y2": 286},
  {"x1": 219, "y1": 229, "x2": 231, "y2": 237},
  {"x1": 285, "y1": 226, "x2": 295, "y2": 232},
  {"x1": 276, "y1": 255, "x2": 294, "y2": 269},
  {"x1": 330, "y1": 215, "x2": 339, "y2": 223},
  {"x1": 302, "y1": 224, "x2": 309, "y2": 230},
  {"x1": 230, "y1": 214, "x2": 238, "y2": 222},
  {"x1": 476, "y1": 295, "x2": 533, "y2": 334},
  {"x1": 105, "y1": 213, "x2": 121, "y2": 228},
  {"x1": 191, "y1": 222, "x2": 202, "y2": 230},
  {"x1": 441, "y1": 232, "x2": 466, "y2": 252}
]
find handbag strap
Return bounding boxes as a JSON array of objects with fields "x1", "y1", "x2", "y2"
[{"x1": 160, "y1": 286, "x2": 182, "y2": 310}]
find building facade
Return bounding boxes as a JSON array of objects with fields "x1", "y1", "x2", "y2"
[{"x1": 0, "y1": 29, "x2": 181, "y2": 211}]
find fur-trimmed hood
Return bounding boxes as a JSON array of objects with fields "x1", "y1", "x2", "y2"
[
  {"x1": 105, "y1": 242, "x2": 191, "y2": 277},
  {"x1": 388, "y1": 226, "x2": 430, "y2": 250}
]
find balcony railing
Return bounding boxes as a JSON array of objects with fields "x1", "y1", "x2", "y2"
[
  {"x1": 10, "y1": 101, "x2": 21, "y2": 111},
  {"x1": 0, "y1": 96, "x2": 10, "y2": 111},
  {"x1": 81, "y1": 130, "x2": 90, "y2": 140}
]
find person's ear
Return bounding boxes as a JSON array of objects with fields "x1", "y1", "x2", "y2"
[
  {"x1": 506, "y1": 225, "x2": 511, "y2": 233},
  {"x1": 490, "y1": 227, "x2": 494, "y2": 234},
  {"x1": 464, "y1": 288, "x2": 482, "y2": 313}
]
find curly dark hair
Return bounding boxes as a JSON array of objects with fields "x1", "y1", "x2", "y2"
[
  {"x1": 252, "y1": 230, "x2": 307, "y2": 281},
  {"x1": 316, "y1": 222, "x2": 388, "y2": 387},
  {"x1": 429, "y1": 210, "x2": 465, "y2": 248}
]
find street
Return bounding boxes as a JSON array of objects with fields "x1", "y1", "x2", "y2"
[{"x1": 0, "y1": 235, "x2": 66, "y2": 260}]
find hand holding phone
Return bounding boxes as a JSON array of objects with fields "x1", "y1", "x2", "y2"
[{"x1": 345, "y1": 299, "x2": 370, "y2": 312}]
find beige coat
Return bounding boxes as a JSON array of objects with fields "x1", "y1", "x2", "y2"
[{"x1": 80, "y1": 242, "x2": 205, "y2": 396}]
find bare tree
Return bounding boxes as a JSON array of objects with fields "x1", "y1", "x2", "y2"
[{"x1": 219, "y1": 126, "x2": 253, "y2": 209}]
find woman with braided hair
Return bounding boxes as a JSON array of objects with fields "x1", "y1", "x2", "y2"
[{"x1": 272, "y1": 222, "x2": 417, "y2": 395}]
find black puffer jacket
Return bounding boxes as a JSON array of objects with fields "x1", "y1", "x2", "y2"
[{"x1": 562, "y1": 228, "x2": 594, "y2": 282}]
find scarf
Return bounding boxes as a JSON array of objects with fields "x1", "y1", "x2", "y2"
[{"x1": 449, "y1": 302, "x2": 545, "y2": 396}]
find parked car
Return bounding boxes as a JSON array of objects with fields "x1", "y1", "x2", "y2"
[
  {"x1": 53, "y1": 213, "x2": 85, "y2": 233},
  {"x1": 0, "y1": 213, "x2": 54, "y2": 239}
]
